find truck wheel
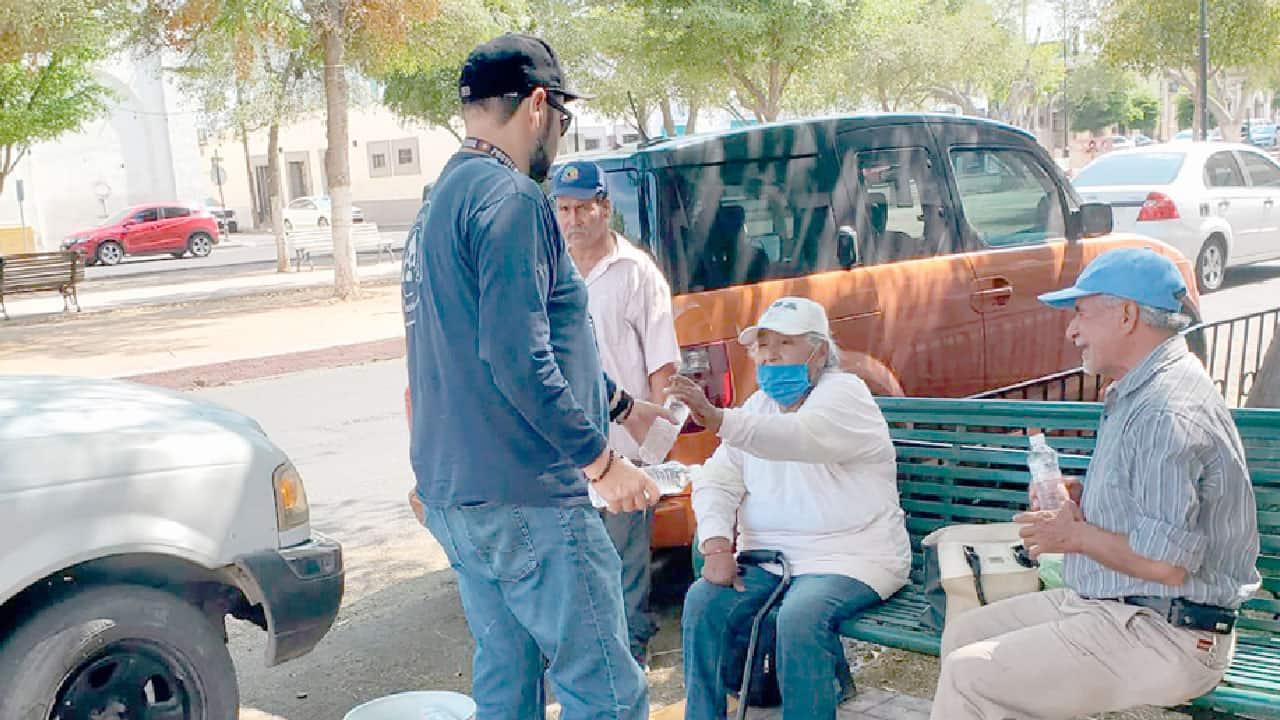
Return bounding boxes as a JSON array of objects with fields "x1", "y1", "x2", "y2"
[{"x1": 0, "y1": 585, "x2": 238, "y2": 720}]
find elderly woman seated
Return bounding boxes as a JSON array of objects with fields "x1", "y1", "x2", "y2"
[{"x1": 670, "y1": 296, "x2": 911, "y2": 720}]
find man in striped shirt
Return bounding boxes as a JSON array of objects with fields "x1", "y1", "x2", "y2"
[{"x1": 931, "y1": 248, "x2": 1261, "y2": 719}]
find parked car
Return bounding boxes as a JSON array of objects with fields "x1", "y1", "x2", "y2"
[
  {"x1": 1133, "y1": 133, "x2": 1155, "y2": 147},
  {"x1": 1248, "y1": 122, "x2": 1278, "y2": 149},
  {"x1": 62, "y1": 203, "x2": 220, "y2": 266},
  {"x1": 1105, "y1": 135, "x2": 1133, "y2": 151},
  {"x1": 554, "y1": 113, "x2": 1201, "y2": 549},
  {"x1": 1174, "y1": 128, "x2": 1224, "y2": 142},
  {"x1": 1073, "y1": 143, "x2": 1280, "y2": 293},
  {"x1": 0, "y1": 375, "x2": 343, "y2": 717},
  {"x1": 282, "y1": 195, "x2": 366, "y2": 231},
  {"x1": 199, "y1": 197, "x2": 239, "y2": 233}
]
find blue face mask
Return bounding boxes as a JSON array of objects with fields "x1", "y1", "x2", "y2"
[{"x1": 756, "y1": 362, "x2": 813, "y2": 407}]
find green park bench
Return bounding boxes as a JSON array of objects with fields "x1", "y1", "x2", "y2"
[{"x1": 831, "y1": 397, "x2": 1280, "y2": 719}]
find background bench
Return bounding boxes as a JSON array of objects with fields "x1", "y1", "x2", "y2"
[
  {"x1": 0, "y1": 251, "x2": 83, "y2": 320},
  {"x1": 285, "y1": 223, "x2": 392, "y2": 271},
  {"x1": 833, "y1": 397, "x2": 1280, "y2": 719}
]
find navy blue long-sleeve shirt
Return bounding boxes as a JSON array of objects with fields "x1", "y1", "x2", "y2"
[{"x1": 402, "y1": 151, "x2": 610, "y2": 507}]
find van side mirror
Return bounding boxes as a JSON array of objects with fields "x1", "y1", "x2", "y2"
[
  {"x1": 837, "y1": 225, "x2": 858, "y2": 269},
  {"x1": 1077, "y1": 203, "x2": 1113, "y2": 238}
]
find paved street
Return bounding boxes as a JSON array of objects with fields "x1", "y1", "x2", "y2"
[{"x1": 82, "y1": 229, "x2": 410, "y2": 285}]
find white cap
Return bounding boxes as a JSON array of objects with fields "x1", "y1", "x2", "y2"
[{"x1": 738, "y1": 297, "x2": 831, "y2": 346}]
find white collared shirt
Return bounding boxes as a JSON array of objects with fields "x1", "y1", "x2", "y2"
[{"x1": 581, "y1": 233, "x2": 681, "y2": 504}]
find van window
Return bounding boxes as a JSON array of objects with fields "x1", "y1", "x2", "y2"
[
  {"x1": 854, "y1": 148, "x2": 951, "y2": 264},
  {"x1": 603, "y1": 170, "x2": 645, "y2": 241},
  {"x1": 657, "y1": 156, "x2": 839, "y2": 293},
  {"x1": 950, "y1": 148, "x2": 1066, "y2": 247}
]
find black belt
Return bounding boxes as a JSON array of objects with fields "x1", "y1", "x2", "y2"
[{"x1": 1114, "y1": 596, "x2": 1237, "y2": 634}]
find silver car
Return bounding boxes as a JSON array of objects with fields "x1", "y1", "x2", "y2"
[{"x1": 1073, "y1": 143, "x2": 1280, "y2": 292}]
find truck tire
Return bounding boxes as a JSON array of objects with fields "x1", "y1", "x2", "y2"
[{"x1": 0, "y1": 584, "x2": 238, "y2": 720}]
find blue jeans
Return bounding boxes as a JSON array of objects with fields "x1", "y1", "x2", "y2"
[
  {"x1": 601, "y1": 508, "x2": 655, "y2": 662},
  {"x1": 424, "y1": 504, "x2": 648, "y2": 720},
  {"x1": 682, "y1": 565, "x2": 882, "y2": 720}
]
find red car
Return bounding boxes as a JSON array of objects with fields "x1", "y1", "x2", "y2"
[{"x1": 62, "y1": 203, "x2": 220, "y2": 266}]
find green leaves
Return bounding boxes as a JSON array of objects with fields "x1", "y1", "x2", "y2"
[{"x1": 0, "y1": 0, "x2": 117, "y2": 193}]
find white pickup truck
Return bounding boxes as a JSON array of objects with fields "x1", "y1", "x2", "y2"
[{"x1": 0, "y1": 375, "x2": 344, "y2": 718}]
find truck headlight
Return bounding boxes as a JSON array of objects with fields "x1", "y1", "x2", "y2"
[{"x1": 273, "y1": 461, "x2": 310, "y2": 532}]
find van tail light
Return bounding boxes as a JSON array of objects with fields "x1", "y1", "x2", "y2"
[
  {"x1": 679, "y1": 342, "x2": 734, "y2": 434},
  {"x1": 1137, "y1": 192, "x2": 1179, "y2": 221}
]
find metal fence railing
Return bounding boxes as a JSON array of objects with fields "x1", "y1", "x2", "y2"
[
  {"x1": 971, "y1": 306, "x2": 1280, "y2": 408},
  {"x1": 1190, "y1": 307, "x2": 1280, "y2": 408}
]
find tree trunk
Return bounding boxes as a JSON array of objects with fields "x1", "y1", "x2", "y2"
[
  {"x1": 239, "y1": 124, "x2": 259, "y2": 231},
  {"x1": 321, "y1": 1, "x2": 357, "y2": 299},
  {"x1": 685, "y1": 94, "x2": 700, "y2": 135},
  {"x1": 659, "y1": 97, "x2": 676, "y2": 137},
  {"x1": 1247, "y1": 335, "x2": 1280, "y2": 408},
  {"x1": 267, "y1": 123, "x2": 288, "y2": 273}
]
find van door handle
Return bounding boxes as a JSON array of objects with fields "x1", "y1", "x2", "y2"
[{"x1": 970, "y1": 286, "x2": 1013, "y2": 312}]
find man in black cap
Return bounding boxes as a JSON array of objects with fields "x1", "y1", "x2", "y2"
[{"x1": 401, "y1": 33, "x2": 656, "y2": 719}]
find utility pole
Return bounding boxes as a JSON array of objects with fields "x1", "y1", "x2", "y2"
[
  {"x1": 1198, "y1": 0, "x2": 1209, "y2": 141},
  {"x1": 1061, "y1": 0, "x2": 1070, "y2": 162}
]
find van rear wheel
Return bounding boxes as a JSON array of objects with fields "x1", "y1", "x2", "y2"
[{"x1": 0, "y1": 584, "x2": 238, "y2": 720}]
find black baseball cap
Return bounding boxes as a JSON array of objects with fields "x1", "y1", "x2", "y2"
[{"x1": 458, "y1": 33, "x2": 591, "y2": 103}]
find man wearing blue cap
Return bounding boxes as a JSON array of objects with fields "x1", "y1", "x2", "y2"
[
  {"x1": 551, "y1": 160, "x2": 681, "y2": 670},
  {"x1": 931, "y1": 248, "x2": 1260, "y2": 719}
]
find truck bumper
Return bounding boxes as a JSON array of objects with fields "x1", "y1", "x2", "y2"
[{"x1": 234, "y1": 534, "x2": 344, "y2": 666}]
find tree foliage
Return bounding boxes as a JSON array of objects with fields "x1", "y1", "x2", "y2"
[
  {"x1": 0, "y1": 1, "x2": 117, "y2": 195},
  {"x1": 1097, "y1": 0, "x2": 1280, "y2": 140}
]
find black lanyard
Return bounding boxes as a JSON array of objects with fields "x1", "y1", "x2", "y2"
[{"x1": 462, "y1": 137, "x2": 518, "y2": 172}]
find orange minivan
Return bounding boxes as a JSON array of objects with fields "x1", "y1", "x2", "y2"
[{"x1": 559, "y1": 113, "x2": 1200, "y2": 550}]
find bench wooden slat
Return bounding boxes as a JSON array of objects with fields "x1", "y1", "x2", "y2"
[
  {"x1": 1, "y1": 252, "x2": 82, "y2": 318},
  {"x1": 894, "y1": 428, "x2": 1103, "y2": 451}
]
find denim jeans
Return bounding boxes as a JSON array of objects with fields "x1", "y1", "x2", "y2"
[
  {"x1": 600, "y1": 508, "x2": 656, "y2": 663},
  {"x1": 424, "y1": 504, "x2": 648, "y2": 720},
  {"x1": 682, "y1": 565, "x2": 882, "y2": 720}
]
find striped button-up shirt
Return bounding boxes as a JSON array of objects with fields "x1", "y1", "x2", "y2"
[{"x1": 1064, "y1": 335, "x2": 1261, "y2": 608}]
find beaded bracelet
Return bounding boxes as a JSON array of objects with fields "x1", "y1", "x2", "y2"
[{"x1": 589, "y1": 449, "x2": 616, "y2": 484}]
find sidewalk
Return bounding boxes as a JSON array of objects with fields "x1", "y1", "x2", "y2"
[
  {"x1": 3, "y1": 256, "x2": 401, "y2": 320},
  {"x1": 0, "y1": 281, "x2": 406, "y2": 382}
]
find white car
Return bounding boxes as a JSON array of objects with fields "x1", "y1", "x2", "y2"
[
  {"x1": 1073, "y1": 143, "x2": 1280, "y2": 292},
  {"x1": 282, "y1": 195, "x2": 366, "y2": 231},
  {"x1": 0, "y1": 376, "x2": 343, "y2": 718}
]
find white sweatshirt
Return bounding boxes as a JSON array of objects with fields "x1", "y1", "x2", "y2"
[{"x1": 692, "y1": 371, "x2": 912, "y2": 599}]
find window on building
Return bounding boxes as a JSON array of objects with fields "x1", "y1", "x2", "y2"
[
  {"x1": 368, "y1": 140, "x2": 392, "y2": 178},
  {"x1": 392, "y1": 138, "x2": 421, "y2": 176}
]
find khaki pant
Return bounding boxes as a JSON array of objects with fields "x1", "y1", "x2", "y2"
[{"x1": 930, "y1": 588, "x2": 1234, "y2": 720}]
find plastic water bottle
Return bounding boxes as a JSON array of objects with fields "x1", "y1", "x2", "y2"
[
  {"x1": 1027, "y1": 433, "x2": 1066, "y2": 511},
  {"x1": 637, "y1": 398, "x2": 690, "y2": 465},
  {"x1": 644, "y1": 461, "x2": 694, "y2": 496}
]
